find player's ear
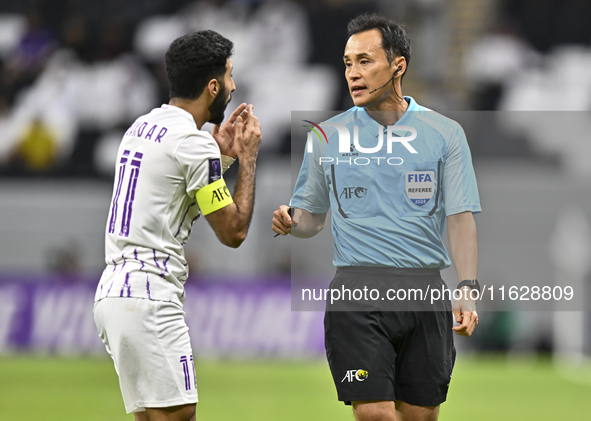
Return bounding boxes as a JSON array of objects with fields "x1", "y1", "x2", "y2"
[{"x1": 207, "y1": 78, "x2": 220, "y2": 98}]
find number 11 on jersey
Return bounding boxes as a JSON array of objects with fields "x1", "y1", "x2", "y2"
[{"x1": 108, "y1": 150, "x2": 143, "y2": 237}]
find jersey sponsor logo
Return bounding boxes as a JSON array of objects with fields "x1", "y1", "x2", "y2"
[
  {"x1": 209, "y1": 158, "x2": 221, "y2": 183},
  {"x1": 341, "y1": 369, "x2": 369, "y2": 383},
  {"x1": 339, "y1": 187, "x2": 368, "y2": 199},
  {"x1": 405, "y1": 171, "x2": 435, "y2": 207}
]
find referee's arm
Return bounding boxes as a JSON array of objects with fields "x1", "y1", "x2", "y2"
[
  {"x1": 447, "y1": 211, "x2": 479, "y2": 337},
  {"x1": 272, "y1": 206, "x2": 326, "y2": 238}
]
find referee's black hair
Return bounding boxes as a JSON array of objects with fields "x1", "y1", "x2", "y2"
[
  {"x1": 347, "y1": 13, "x2": 411, "y2": 74},
  {"x1": 165, "y1": 30, "x2": 234, "y2": 100}
]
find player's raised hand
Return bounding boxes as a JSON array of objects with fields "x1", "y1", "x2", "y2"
[
  {"x1": 452, "y1": 288, "x2": 478, "y2": 337},
  {"x1": 234, "y1": 104, "x2": 261, "y2": 161},
  {"x1": 272, "y1": 205, "x2": 292, "y2": 236},
  {"x1": 212, "y1": 102, "x2": 248, "y2": 158}
]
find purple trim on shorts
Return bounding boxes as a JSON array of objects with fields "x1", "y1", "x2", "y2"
[
  {"x1": 180, "y1": 356, "x2": 191, "y2": 390},
  {"x1": 190, "y1": 355, "x2": 196, "y2": 389},
  {"x1": 174, "y1": 202, "x2": 196, "y2": 238}
]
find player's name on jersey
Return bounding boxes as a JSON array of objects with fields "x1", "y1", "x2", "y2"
[{"x1": 125, "y1": 120, "x2": 170, "y2": 143}]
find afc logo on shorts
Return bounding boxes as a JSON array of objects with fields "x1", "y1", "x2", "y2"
[
  {"x1": 342, "y1": 369, "x2": 369, "y2": 383},
  {"x1": 405, "y1": 171, "x2": 435, "y2": 207}
]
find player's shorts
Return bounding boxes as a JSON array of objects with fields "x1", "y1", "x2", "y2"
[
  {"x1": 93, "y1": 297, "x2": 198, "y2": 413},
  {"x1": 324, "y1": 267, "x2": 455, "y2": 407}
]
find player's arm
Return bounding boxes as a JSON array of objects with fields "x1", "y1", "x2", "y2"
[
  {"x1": 203, "y1": 107, "x2": 261, "y2": 248},
  {"x1": 272, "y1": 205, "x2": 326, "y2": 238},
  {"x1": 447, "y1": 211, "x2": 478, "y2": 336}
]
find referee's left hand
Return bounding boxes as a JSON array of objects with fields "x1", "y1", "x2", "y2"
[{"x1": 452, "y1": 287, "x2": 478, "y2": 337}]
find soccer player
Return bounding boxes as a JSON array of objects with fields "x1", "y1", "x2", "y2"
[
  {"x1": 93, "y1": 30, "x2": 261, "y2": 421},
  {"x1": 272, "y1": 13, "x2": 480, "y2": 421}
]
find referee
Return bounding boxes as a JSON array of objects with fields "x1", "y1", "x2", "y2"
[{"x1": 272, "y1": 13, "x2": 480, "y2": 421}]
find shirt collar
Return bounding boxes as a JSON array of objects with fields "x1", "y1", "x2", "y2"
[
  {"x1": 161, "y1": 104, "x2": 196, "y2": 124},
  {"x1": 356, "y1": 96, "x2": 418, "y2": 138}
]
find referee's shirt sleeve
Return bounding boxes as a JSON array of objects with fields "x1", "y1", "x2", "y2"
[
  {"x1": 443, "y1": 125, "x2": 482, "y2": 217},
  {"x1": 175, "y1": 132, "x2": 222, "y2": 197},
  {"x1": 289, "y1": 132, "x2": 330, "y2": 214}
]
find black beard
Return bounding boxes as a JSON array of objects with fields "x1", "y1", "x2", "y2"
[{"x1": 208, "y1": 84, "x2": 230, "y2": 125}]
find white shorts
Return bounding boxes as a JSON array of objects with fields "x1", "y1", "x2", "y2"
[{"x1": 93, "y1": 297, "x2": 198, "y2": 413}]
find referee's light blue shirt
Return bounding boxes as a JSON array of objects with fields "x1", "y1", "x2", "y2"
[{"x1": 290, "y1": 97, "x2": 481, "y2": 269}]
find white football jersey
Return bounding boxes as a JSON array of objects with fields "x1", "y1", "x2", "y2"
[{"x1": 95, "y1": 104, "x2": 223, "y2": 305}]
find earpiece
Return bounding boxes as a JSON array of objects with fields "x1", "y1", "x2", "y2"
[{"x1": 368, "y1": 66, "x2": 403, "y2": 94}]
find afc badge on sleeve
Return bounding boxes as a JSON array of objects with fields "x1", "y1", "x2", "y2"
[
  {"x1": 405, "y1": 171, "x2": 435, "y2": 207},
  {"x1": 208, "y1": 158, "x2": 222, "y2": 184}
]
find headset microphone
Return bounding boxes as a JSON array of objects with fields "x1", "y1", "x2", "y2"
[{"x1": 368, "y1": 66, "x2": 403, "y2": 94}]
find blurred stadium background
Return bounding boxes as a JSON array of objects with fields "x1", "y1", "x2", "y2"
[{"x1": 1, "y1": 0, "x2": 591, "y2": 419}]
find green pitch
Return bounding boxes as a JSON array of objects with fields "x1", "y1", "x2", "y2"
[{"x1": 0, "y1": 354, "x2": 590, "y2": 420}]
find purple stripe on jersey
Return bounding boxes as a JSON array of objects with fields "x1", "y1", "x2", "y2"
[
  {"x1": 119, "y1": 166, "x2": 140, "y2": 237},
  {"x1": 134, "y1": 248, "x2": 145, "y2": 270},
  {"x1": 146, "y1": 273, "x2": 152, "y2": 299},
  {"x1": 131, "y1": 160, "x2": 141, "y2": 167},
  {"x1": 181, "y1": 214, "x2": 201, "y2": 245},
  {"x1": 108, "y1": 163, "x2": 127, "y2": 234},
  {"x1": 120, "y1": 272, "x2": 130, "y2": 297},
  {"x1": 106, "y1": 276, "x2": 116, "y2": 296},
  {"x1": 112, "y1": 258, "x2": 117, "y2": 272},
  {"x1": 134, "y1": 152, "x2": 143, "y2": 159},
  {"x1": 174, "y1": 202, "x2": 196, "y2": 238},
  {"x1": 162, "y1": 255, "x2": 170, "y2": 274},
  {"x1": 153, "y1": 249, "x2": 161, "y2": 269}
]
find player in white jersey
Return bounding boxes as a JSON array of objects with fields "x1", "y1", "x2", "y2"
[{"x1": 93, "y1": 30, "x2": 261, "y2": 421}]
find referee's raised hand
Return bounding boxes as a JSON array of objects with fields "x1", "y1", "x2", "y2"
[{"x1": 452, "y1": 287, "x2": 478, "y2": 337}]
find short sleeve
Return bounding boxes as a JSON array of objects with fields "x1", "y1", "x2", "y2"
[
  {"x1": 289, "y1": 132, "x2": 330, "y2": 213},
  {"x1": 443, "y1": 125, "x2": 482, "y2": 216},
  {"x1": 174, "y1": 132, "x2": 222, "y2": 197}
]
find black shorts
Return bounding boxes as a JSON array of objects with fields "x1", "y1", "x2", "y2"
[{"x1": 324, "y1": 267, "x2": 455, "y2": 406}]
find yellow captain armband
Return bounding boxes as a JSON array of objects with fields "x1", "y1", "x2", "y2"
[{"x1": 196, "y1": 178, "x2": 234, "y2": 215}]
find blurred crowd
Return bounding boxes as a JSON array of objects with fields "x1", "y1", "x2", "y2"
[
  {"x1": 1, "y1": 0, "x2": 590, "y2": 178},
  {"x1": 465, "y1": 0, "x2": 591, "y2": 112}
]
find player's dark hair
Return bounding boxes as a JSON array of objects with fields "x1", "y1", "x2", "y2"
[
  {"x1": 165, "y1": 30, "x2": 234, "y2": 100},
  {"x1": 347, "y1": 13, "x2": 411, "y2": 72}
]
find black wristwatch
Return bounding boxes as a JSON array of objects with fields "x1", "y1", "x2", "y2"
[{"x1": 457, "y1": 279, "x2": 480, "y2": 294}]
